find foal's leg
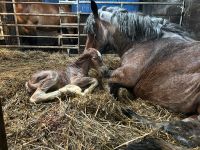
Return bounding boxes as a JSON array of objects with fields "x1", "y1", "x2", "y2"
[
  {"x1": 30, "y1": 77, "x2": 97, "y2": 103},
  {"x1": 25, "y1": 72, "x2": 50, "y2": 94},
  {"x1": 108, "y1": 66, "x2": 137, "y2": 99},
  {"x1": 72, "y1": 77, "x2": 98, "y2": 95},
  {"x1": 83, "y1": 78, "x2": 98, "y2": 95},
  {"x1": 30, "y1": 84, "x2": 83, "y2": 103},
  {"x1": 197, "y1": 104, "x2": 200, "y2": 121},
  {"x1": 29, "y1": 72, "x2": 60, "y2": 103}
]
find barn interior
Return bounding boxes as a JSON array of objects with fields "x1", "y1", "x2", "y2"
[{"x1": 0, "y1": 0, "x2": 200, "y2": 150}]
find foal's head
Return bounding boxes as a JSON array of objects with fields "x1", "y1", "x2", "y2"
[{"x1": 82, "y1": 48, "x2": 104, "y2": 71}]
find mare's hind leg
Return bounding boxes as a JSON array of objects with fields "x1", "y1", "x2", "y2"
[{"x1": 72, "y1": 77, "x2": 98, "y2": 95}]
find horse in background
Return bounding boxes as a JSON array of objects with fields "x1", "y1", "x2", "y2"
[
  {"x1": 26, "y1": 48, "x2": 106, "y2": 103},
  {"x1": 84, "y1": 1, "x2": 200, "y2": 120},
  {"x1": 15, "y1": 1, "x2": 77, "y2": 46}
]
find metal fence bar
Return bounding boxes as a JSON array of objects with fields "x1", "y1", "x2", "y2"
[
  {"x1": 0, "y1": 0, "x2": 184, "y2": 51},
  {"x1": 79, "y1": 1, "x2": 182, "y2": 5},
  {"x1": 12, "y1": 0, "x2": 20, "y2": 46},
  {"x1": 0, "y1": 12, "x2": 78, "y2": 17},
  {"x1": 3, "y1": 24, "x2": 82, "y2": 28},
  {"x1": 77, "y1": 0, "x2": 80, "y2": 53},
  {"x1": 0, "y1": 44, "x2": 78, "y2": 49},
  {"x1": 179, "y1": 0, "x2": 185, "y2": 25},
  {"x1": 0, "y1": 34, "x2": 86, "y2": 37},
  {"x1": 0, "y1": 1, "x2": 183, "y2": 5},
  {"x1": 0, "y1": 1, "x2": 77, "y2": 4}
]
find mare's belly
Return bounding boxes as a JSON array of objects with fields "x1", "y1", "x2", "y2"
[
  {"x1": 134, "y1": 71, "x2": 200, "y2": 114},
  {"x1": 133, "y1": 43, "x2": 200, "y2": 113}
]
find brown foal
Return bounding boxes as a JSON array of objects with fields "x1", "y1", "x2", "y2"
[{"x1": 25, "y1": 48, "x2": 105, "y2": 103}]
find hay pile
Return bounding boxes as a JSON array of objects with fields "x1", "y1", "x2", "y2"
[{"x1": 0, "y1": 48, "x2": 198, "y2": 150}]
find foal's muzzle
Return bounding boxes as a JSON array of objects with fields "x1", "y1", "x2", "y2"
[{"x1": 98, "y1": 65, "x2": 112, "y2": 78}]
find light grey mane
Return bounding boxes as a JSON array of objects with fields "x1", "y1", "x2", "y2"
[{"x1": 84, "y1": 6, "x2": 191, "y2": 41}]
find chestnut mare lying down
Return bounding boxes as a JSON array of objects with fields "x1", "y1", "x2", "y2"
[
  {"x1": 84, "y1": 1, "x2": 200, "y2": 119},
  {"x1": 25, "y1": 48, "x2": 104, "y2": 103}
]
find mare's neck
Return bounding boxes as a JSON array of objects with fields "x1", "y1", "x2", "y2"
[
  {"x1": 111, "y1": 31, "x2": 194, "y2": 58},
  {"x1": 112, "y1": 31, "x2": 136, "y2": 57}
]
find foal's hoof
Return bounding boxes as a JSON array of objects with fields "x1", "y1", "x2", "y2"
[{"x1": 25, "y1": 82, "x2": 32, "y2": 93}]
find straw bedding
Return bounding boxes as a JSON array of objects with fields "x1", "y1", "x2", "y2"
[{"x1": 0, "y1": 48, "x2": 199, "y2": 150}]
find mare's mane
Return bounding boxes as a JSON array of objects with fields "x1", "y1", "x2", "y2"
[{"x1": 84, "y1": 7, "x2": 190, "y2": 41}]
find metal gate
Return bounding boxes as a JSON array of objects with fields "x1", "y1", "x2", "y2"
[{"x1": 0, "y1": 0, "x2": 184, "y2": 53}]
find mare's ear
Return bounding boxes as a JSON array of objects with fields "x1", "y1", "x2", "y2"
[{"x1": 91, "y1": 0, "x2": 99, "y2": 19}]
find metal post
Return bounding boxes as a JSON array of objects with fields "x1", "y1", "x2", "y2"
[
  {"x1": 77, "y1": 0, "x2": 80, "y2": 54},
  {"x1": 4, "y1": 0, "x2": 17, "y2": 45},
  {"x1": 12, "y1": 0, "x2": 20, "y2": 46},
  {"x1": 0, "y1": 100, "x2": 8, "y2": 150},
  {"x1": 179, "y1": 0, "x2": 185, "y2": 26}
]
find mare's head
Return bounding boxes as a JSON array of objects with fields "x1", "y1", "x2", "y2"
[
  {"x1": 84, "y1": 1, "x2": 190, "y2": 55},
  {"x1": 84, "y1": 0, "x2": 165, "y2": 54},
  {"x1": 84, "y1": 0, "x2": 127, "y2": 53}
]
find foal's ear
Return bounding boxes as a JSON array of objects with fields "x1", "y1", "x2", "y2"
[{"x1": 91, "y1": 0, "x2": 99, "y2": 19}]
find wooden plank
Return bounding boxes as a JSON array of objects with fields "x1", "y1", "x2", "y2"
[{"x1": 0, "y1": 100, "x2": 8, "y2": 150}]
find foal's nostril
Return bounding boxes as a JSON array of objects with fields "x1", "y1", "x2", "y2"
[{"x1": 99, "y1": 66, "x2": 111, "y2": 78}]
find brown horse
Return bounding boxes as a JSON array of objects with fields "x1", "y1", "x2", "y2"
[
  {"x1": 26, "y1": 48, "x2": 105, "y2": 103},
  {"x1": 15, "y1": 2, "x2": 77, "y2": 45},
  {"x1": 84, "y1": 1, "x2": 200, "y2": 119}
]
